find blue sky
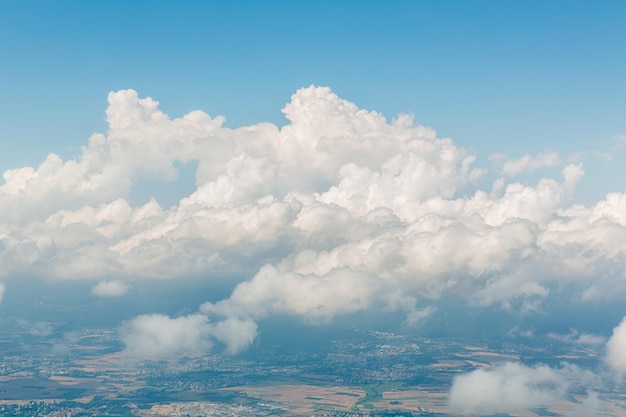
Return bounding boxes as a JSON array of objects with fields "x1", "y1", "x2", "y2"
[{"x1": 1, "y1": 1, "x2": 624, "y2": 205}]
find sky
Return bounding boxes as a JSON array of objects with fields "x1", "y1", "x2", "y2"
[
  {"x1": 1, "y1": 1, "x2": 625, "y2": 203},
  {"x1": 1, "y1": 1, "x2": 626, "y2": 414}
]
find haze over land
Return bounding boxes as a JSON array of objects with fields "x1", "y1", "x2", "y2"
[{"x1": 0, "y1": 1, "x2": 625, "y2": 416}]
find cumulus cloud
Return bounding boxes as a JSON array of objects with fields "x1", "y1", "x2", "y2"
[
  {"x1": 605, "y1": 316, "x2": 626, "y2": 375},
  {"x1": 120, "y1": 313, "x2": 257, "y2": 359},
  {"x1": 201, "y1": 265, "x2": 381, "y2": 322},
  {"x1": 208, "y1": 317, "x2": 259, "y2": 355},
  {"x1": 91, "y1": 280, "x2": 129, "y2": 297},
  {"x1": 449, "y1": 362, "x2": 569, "y2": 414},
  {"x1": 2, "y1": 86, "x2": 626, "y2": 356},
  {"x1": 120, "y1": 314, "x2": 213, "y2": 359}
]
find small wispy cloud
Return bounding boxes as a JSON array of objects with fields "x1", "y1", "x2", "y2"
[
  {"x1": 548, "y1": 329, "x2": 605, "y2": 346},
  {"x1": 91, "y1": 280, "x2": 129, "y2": 297},
  {"x1": 490, "y1": 150, "x2": 561, "y2": 176}
]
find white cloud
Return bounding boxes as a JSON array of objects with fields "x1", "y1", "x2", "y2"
[
  {"x1": 448, "y1": 362, "x2": 569, "y2": 414},
  {"x1": 494, "y1": 151, "x2": 561, "y2": 176},
  {"x1": 538, "y1": 191, "x2": 626, "y2": 299},
  {"x1": 91, "y1": 280, "x2": 129, "y2": 297},
  {"x1": 605, "y1": 316, "x2": 626, "y2": 375},
  {"x1": 565, "y1": 392, "x2": 603, "y2": 417},
  {"x1": 119, "y1": 313, "x2": 257, "y2": 359},
  {"x1": 2, "y1": 86, "x2": 626, "y2": 353},
  {"x1": 404, "y1": 306, "x2": 435, "y2": 327},
  {"x1": 201, "y1": 265, "x2": 380, "y2": 323},
  {"x1": 208, "y1": 317, "x2": 258, "y2": 355},
  {"x1": 548, "y1": 329, "x2": 606, "y2": 346},
  {"x1": 0, "y1": 89, "x2": 226, "y2": 226},
  {"x1": 120, "y1": 313, "x2": 213, "y2": 359}
]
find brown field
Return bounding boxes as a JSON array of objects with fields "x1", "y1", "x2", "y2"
[
  {"x1": 48, "y1": 375, "x2": 84, "y2": 385},
  {"x1": 222, "y1": 384, "x2": 365, "y2": 415},
  {"x1": 455, "y1": 350, "x2": 520, "y2": 361},
  {"x1": 221, "y1": 384, "x2": 458, "y2": 415},
  {"x1": 427, "y1": 360, "x2": 465, "y2": 368}
]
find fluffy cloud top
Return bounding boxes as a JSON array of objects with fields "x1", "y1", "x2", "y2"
[{"x1": 1, "y1": 87, "x2": 626, "y2": 357}]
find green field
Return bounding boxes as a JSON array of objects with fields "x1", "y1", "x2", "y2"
[{"x1": 354, "y1": 382, "x2": 401, "y2": 411}]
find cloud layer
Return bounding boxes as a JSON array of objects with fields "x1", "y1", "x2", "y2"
[{"x1": 1, "y1": 86, "x2": 626, "y2": 357}]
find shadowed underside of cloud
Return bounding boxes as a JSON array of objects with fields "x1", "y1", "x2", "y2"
[{"x1": 1, "y1": 86, "x2": 626, "y2": 358}]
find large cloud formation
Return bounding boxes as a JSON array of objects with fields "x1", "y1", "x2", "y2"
[{"x1": 1, "y1": 86, "x2": 626, "y2": 357}]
